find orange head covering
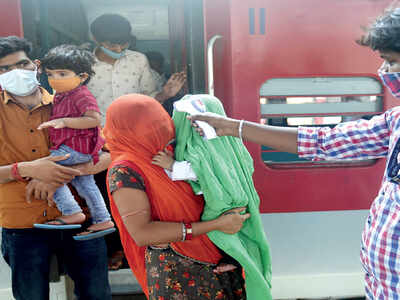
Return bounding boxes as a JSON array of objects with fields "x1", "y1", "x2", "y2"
[{"x1": 103, "y1": 94, "x2": 222, "y2": 296}]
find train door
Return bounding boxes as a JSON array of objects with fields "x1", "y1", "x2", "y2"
[
  {"x1": 0, "y1": 0, "x2": 23, "y2": 37},
  {"x1": 202, "y1": 0, "x2": 394, "y2": 298}
]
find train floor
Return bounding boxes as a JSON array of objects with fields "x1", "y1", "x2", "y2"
[
  {"x1": 110, "y1": 296, "x2": 366, "y2": 300},
  {"x1": 112, "y1": 294, "x2": 146, "y2": 300}
]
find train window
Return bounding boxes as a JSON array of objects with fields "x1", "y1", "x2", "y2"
[
  {"x1": 259, "y1": 76, "x2": 383, "y2": 166},
  {"x1": 20, "y1": 0, "x2": 171, "y2": 69}
]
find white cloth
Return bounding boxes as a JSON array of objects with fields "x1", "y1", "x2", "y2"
[
  {"x1": 164, "y1": 160, "x2": 198, "y2": 181},
  {"x1": 87, "y1": 49, "x2": 159, "y2": 124},
  {"x1": 164, "y1": 161, "x2": 202, "y2": 195},
  {"x1": 173, "y1": 95, "x2": 218, "y2": 140}
]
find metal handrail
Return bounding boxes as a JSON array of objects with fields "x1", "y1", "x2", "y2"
[{"x1": 207, "y1": 35, "x2": 222, "y2": 96}]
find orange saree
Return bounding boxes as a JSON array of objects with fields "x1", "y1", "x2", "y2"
[{"x1": 103, "y1": 94, "x2": 222, "y2": 297}]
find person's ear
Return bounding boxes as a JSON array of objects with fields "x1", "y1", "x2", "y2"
[
  {"x1": 34, "y1": 59, "x2": 42, "y2": 74},
  {"x1": 79, "y1": 73, "x2": 89, "y2": 82}
]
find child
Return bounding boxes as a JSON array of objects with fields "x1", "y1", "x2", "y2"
[
  {"x1": 152, "y1": 147, "x2": 198, "y2": 183},
  {"x1": 153, "y1": 94, "x2": 272, "y2": 300},
  {"x1": 34, "y1": 44, "x2": 115, "y2": 241}
]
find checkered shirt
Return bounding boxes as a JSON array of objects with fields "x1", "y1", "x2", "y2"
[
  {"x1": 298, "y1": 108, "x2": 400, "y2": 299},
  {"x1": 380, "y1": 72, "x2": 400, "y2": 99}
]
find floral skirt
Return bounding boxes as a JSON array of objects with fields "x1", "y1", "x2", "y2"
[{"x1": 145, "y1": 246, "x2": 246, "y2": 300}]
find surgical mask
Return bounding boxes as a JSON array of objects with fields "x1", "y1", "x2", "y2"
[
  {"x1": 48, "y1": 76, "x2": 82, "y2": 93},
  {"x1": 0, "y1": 68, "x2": 39, "y2": 96},
  {"x1": 100, "y1": 46, "x2": 125, "y2": 60},
  {"x1": 379, "y1": 71, "x2": 400, "y2": 98}
]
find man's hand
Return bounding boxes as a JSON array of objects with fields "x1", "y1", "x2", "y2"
[
  {"x1": 156, "y1": 71, "x2": 186, "y2": 102},
  {"x1": 18, "y1": 155, "x2": 81, "y2": 185},
  {"x1": 25, "y1": 179, "x2": 59, "y2": 206},
  {"x1": 37, "y1": 118, "x2": 67, "y2": 130},
  {"x1": 188, "y1": 113, "x2": 239, "y2": 137}
]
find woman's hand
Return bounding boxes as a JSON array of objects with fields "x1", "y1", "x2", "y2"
[
  {"x1": 216, "y1": 207, "x2": 250, "y2": 234},
  {"x1": 188, "y1": 113, "x2": 239, "y2": 137}
]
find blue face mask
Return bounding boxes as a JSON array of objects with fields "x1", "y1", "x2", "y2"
[{"x1": 100, "y1": 46, "x2": 126, "y2": 60}]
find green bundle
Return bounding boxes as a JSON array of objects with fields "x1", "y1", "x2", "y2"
[{"x1": 173, "y1": 94, "x2": 272, "y2": 300}]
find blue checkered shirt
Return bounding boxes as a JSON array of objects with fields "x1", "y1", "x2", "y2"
[{"x1": 298, "y1": 108, "x2": 400, "y2": 299}]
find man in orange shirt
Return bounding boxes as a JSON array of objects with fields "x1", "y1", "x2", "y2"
[{"x1": 0, "y1": 36, "x2": 111, "y2": 300}]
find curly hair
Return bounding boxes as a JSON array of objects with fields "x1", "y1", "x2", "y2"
[
  {"x1": 358, "y1": 7, "x2": 400, "y2": 52},
  {"x1": 41, "y1": 44, "x2": 95, "y2": 85},
  {"x1": 0, "y1": 36, "x2": 32, "y2": 60}
]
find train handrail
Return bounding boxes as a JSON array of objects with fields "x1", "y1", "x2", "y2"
[{"x1": 207, "y1": 35, "x2": 222, "y2": 96}]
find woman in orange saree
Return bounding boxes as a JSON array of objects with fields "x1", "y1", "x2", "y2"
[{"x1": 103, "y1": 94, "x2": 249, "y2": 299}]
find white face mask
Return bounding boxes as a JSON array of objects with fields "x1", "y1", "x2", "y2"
[{"x1": 0, "y1": 68, "x2": 39, "y2": 96}]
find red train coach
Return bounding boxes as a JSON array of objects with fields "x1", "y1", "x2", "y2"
[{"x1": 0, "y1": 0, "x2": 396, "y2": 298}]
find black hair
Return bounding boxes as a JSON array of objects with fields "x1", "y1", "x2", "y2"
[
  {"x1": 90, "y1": 14, "x2": 132, "y2": 45},
  {"x1": 146, "y1": 51, "x2": 164, "y2": 65},
  {"x1": 41, "y1": 44, "x2": 95, "y2": 85},
  {"x1": 0, "y1": 36, "x2": 32, "y2": 60},
  {"x1": 358, "y1": 7, "x2": 400, "y2": 52}
]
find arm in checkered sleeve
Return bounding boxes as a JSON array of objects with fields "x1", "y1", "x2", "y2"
[
  {"x1": 298, "y1": 113, "x2": 391, "y2": 161},
  {"x1": 189, "y1": 111, "x2": 392, "y2": 160}
]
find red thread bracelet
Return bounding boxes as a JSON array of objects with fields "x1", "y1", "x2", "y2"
[
  {"x1": 184, "y1": 223, "x2": 193, "y2": 240},
  {"x1": 11, "y1": 163, "x2": 27, "y2": 182}
]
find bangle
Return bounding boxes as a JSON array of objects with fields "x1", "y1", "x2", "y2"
[
  {"x1": 238, "y1": 120, "x2": 244, "y2": 141},
  {"x1": 184, "y1": 222, "x2": 193, "y2": 240},
  {"x1": 11, "y1": 163, "x2": 28, "y2": 182},
  {"x1": 181, "y1": 222, "x2": 187, "y2": 242}
]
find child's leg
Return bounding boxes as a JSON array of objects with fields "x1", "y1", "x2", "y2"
[
  {"x1": 50, "y1": 184, "x2": 86, "y2": 224},
  {"x1": 50, "y1": 146, "x2": 112, "y2": 230},
  {"x1": 50, "y1": 144, "x2": 92, "y2": 166},
  {"x1": 71, "y1": 175, "x2": 113, "y2": 228},
  {"x1": 47, "y1": 145, "x2": 91, "y2": 224}
]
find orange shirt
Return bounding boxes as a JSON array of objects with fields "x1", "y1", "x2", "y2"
[{"x1": 0, "y1": 88, "x2": 61, "y2": 228}]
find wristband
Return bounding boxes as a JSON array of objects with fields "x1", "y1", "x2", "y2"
[
  {"x1": 184, "y1": 222, "x2": 193, "y2": 240},
  {"x1": 11, "y1": 163, "x2": 28, "y2": 182}
]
